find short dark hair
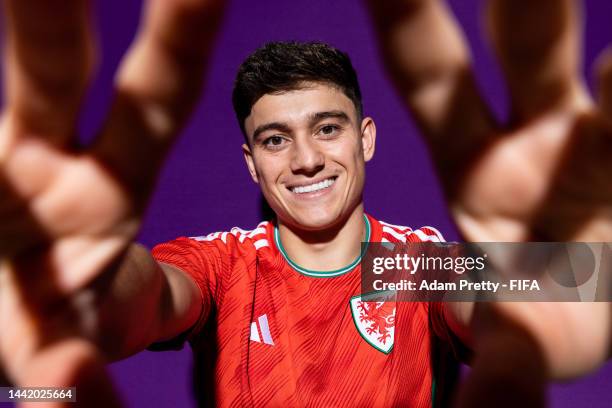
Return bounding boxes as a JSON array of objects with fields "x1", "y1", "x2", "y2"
[{"x1": 232, "y1": 41, "x2": 363, "y2": 139}]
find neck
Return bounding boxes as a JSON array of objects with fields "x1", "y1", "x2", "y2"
[{"x1": 277, "y1": 204, "x2": 366, "y2": 272}]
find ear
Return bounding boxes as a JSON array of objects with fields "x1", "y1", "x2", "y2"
[
  {"x1": 360, "y1": 117, "x2": 376, "y2": 162},
  {"x1": 242, "y1": 143, "x2": 259, "y2": 183}
]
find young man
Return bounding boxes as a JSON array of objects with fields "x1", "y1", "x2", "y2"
[
  {"x1": 0, "y1": 0, "x2": 610, "y2": 407},
  {"x1": 150, "y1": 41, "x2": 466, "y2": 407}
]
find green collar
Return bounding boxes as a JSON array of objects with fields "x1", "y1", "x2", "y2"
[{"x1": 274, "y1": 215, "x2": 371, "y2": 278}]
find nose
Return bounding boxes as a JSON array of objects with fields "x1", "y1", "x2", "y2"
[{"x1": 290, "y1": 137, "x2": 325, "y2": 175}]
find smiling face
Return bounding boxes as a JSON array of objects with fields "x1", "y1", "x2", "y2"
[{"x1": 242, "y1": 82, "x2": 376, "y2": 232}]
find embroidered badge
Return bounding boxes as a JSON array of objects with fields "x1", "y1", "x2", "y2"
[{"x1": 349, "y1": 292, "x2": 396, "y2": 354}]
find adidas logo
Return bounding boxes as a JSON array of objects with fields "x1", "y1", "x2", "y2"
[{"x1": 250, "y1": 314, "x2": 274, "y2": 345}]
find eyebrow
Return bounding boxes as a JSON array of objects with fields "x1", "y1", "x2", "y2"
[
  {"x1": 251, "y1": 110, "x2": 351, "y2": 141},
  {"x1": 309, "y1": 110, "x2": 350, "y2": 126},
  {"x1": 252, "y1": 122, "x2": 292, "y2": 141}
]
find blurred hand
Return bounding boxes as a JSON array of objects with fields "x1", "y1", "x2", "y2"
[
  {"x1": 0, "y1": 0, "x2": 224, "y2": 403},
  {"x1": 369, "y1": 0, "x2": 611, "y2": 242},
  {"x1": 368, "y1": 0, "x2": 611, "y2": 405}
]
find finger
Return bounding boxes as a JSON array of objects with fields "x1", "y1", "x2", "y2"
[
  {"x1": 0, "y1": 167, "x2": 50, "y2": 257},
  {"x1": 366, "y1": 0, "x2": 497, "y2": 196},
  {"x1": 92, "y1": 0, "x2": 225, "y2": 203},
  {"x1": 595, "y1": 48, "x2": 612, "y2": 123},
  {"x1": 487, "y1": 0, "x2": 591, "y2": 122},
  {"x1": 1, "y1": 0, "x2": 96, "y2": 144}
]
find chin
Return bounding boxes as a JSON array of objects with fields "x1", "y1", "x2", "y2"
[{"x1": 283, "y1": 207, "x2": 345, "y2": 232}]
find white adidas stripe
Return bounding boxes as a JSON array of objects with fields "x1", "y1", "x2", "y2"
[
  {"x1": 380, "y1": 221, "x2": 412, "y2": 232},
  {"x1": 254, "y1": 239, "x2": 269, "y2": 249},
  {"x1": 250, "y1": 322, "x2": 260, "y2": 343},
  {"x1": 258, "y1": 315, "x2": 274, "y2": 345},
  {"x1": 382, "y1": 226, "x2": 407, "y2": 242},
  {"x1": 411, "y1": 229, "x2": 441, "y2": 242},
  {"x1": 248, "y1": 227, "x2": 267, "y2": 238},
  {"x1": 190, "y1": 222, "x2": 270, "y2": 244},
  {"x1": 250, "y1": 314, "x2": 274, "y2": 345},
  {"x1": 421, "y1": 225, "x2": 445, "y2": 241}
]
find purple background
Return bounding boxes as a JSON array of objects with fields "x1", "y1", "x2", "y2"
[{"x1": 1, "y1": 0, "x2": 611, "y2": 406}]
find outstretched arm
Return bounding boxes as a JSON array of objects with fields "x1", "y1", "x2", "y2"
[
  {"x1": 0, "y1": 0, "x2": 225, "y2": 402},
  {"x1": 367, "y1": 0, "x2": 612, "y2": 403},
  {"x1": 95, "y1": 245, "x2": 202, "y2": 361}
]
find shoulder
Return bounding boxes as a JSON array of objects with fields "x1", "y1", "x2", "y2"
[
  {"x1": 152, "y1": 220, "x2": 273, "y2": 264},
  {"x1": 188, "y1": 220, "x2": 272, "y2": 251},
  {"x1": 376, "y1": 217, "x2": 445, "y2": 243}
]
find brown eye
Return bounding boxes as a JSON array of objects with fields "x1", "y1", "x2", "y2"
[
  {"x1": 267, "y1": 136, "x2": 283, "y2": 145},
  {"x1": 263, "y1": 135, "x2": 287, "y2": 150},
  {"x1": 320, "y1": 125, "x2": 339, "y2": 136}
]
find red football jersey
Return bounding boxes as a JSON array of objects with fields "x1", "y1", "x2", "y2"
[{"x1": 152, "y1": 214, "x2": 463, "y2": 407}]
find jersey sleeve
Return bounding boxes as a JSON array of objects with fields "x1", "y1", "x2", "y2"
[
  {"x1": 149, "y1": 236, "x2": 227, "y2": 349},
  {"x1": 417, "y1": 226, "x2": 473, "y2": 361},
  {"x1": 428, "y1": 302, "x2": 472, "y2": 362}
]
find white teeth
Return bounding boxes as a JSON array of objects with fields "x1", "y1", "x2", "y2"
[{"x1": 291, "y1": 178, "x2": 335, "y2": 194}]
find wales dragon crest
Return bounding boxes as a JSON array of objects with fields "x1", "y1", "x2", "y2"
[{"x1": 349, "y1": 292, "x2": 396, "y2": 354}]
